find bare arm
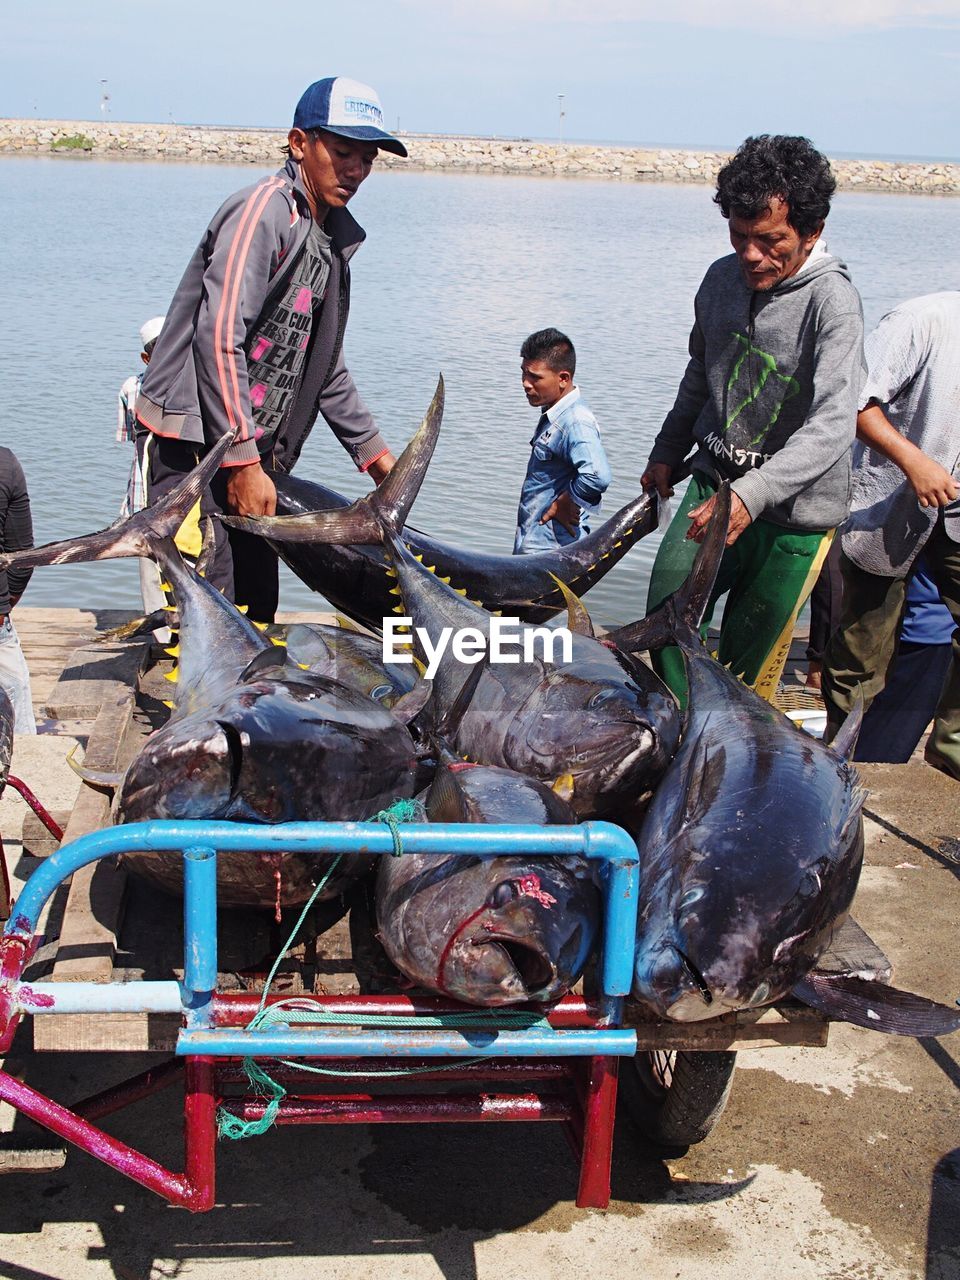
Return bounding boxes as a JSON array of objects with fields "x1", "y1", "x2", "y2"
[{"x1": 857, "y1": 402, "x2": 959, "y2": 508}]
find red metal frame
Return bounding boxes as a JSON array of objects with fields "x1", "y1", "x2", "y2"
[
  {"x1": 0, "y1": 993, "x2": 620, "y2": 1211},
  {"x1": 0, "y1": 775, "x2": 65, "y2": 920}
]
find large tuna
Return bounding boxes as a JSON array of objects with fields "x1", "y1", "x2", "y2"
[
  {"x1": 373, "y1": 664, "x2": 601, "y2": 1005},
  {"x1": 0, "y1": 434, "x2": 429, "y2": 912},
  {"x1": 226, "y1": 382, "x2": 681, "y2": 818},
  {"x1": 609, "y1": 486, "x2": 867, "y2": 1020},
  {"x1": 609, "y1": 487, "x2": 960, "y2": 1037},
  {"x1": 268, "y1": 471, "x2": 667, "y2": 628}
]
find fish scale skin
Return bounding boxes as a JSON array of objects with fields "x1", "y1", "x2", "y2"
[{"x1": 632, "y1": 648, "x2": 864, "y2": 1021}]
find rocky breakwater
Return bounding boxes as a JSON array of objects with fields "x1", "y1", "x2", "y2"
[{"x1": 1, "y1": 119, "x2": 958, "y2": 196}]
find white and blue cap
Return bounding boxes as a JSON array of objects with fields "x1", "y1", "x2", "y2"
[{"x1": 293, "y1": 77, "x2": 407, "y2": 157}]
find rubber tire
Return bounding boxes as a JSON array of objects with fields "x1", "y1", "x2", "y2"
[{"x1": 620, "y1": 1050, "x2": 737, "y2": 1152}]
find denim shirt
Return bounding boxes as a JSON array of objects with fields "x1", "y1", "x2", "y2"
[{"x1": 513, "y1": 388, "x2": 612, "y2": 554}]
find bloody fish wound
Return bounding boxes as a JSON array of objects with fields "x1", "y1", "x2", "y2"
[
  {"x1": 375, "y1": 750, "x2": 601, "y2": 1006},
  {"x1": 224, "y1": 376, "x2": 682, "y2": 818},
  {"x1": 0, "y1": 436, "x2": 425, "y2": 914}
]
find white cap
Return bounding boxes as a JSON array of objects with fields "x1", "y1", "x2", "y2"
[{"x1": 139, "y1": 316, "x2": 166, "y2": 349}]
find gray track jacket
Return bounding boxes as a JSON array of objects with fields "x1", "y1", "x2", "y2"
[
  {"x1": 136, "y1": 158, "x2": 388, "y2": 472},
  {"x1": 648, "y1": 249, "x2": 864, "y2": 530}
]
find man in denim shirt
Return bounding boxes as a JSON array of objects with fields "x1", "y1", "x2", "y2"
[{"x1": 513, "y1": 329, "x2": 611, "y2": 554}]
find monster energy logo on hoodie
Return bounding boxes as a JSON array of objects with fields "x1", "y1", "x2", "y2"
[{"x1": 724, "y1": 332, "x2": 800, "y2": 445}]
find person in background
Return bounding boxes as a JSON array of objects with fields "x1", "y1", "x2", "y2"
[
  {"x1": 118, "y1": 316, "x2": 169, "y2": 635},
  {"x1": 640, "y1": 134, "x2": 864, "y2": 707},
  {"x1": 135, "y1": 77, "x2": 406, "y2": 623},
  {"x1": 823, "y1": 291, "x2": 960, "y2": 780},
  {"x1": 853, "y1": 560, "x2": 955, "y2": 763},
  {"x1": 0, "y1": 448, "x2": 36, "y2": 733},
  {"x1": 514, "y1": 328, "x2": 611, "y2": 554}
]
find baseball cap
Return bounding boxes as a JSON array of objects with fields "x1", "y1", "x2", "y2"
[
  {"x1": 139, "y1": 316, "x2": 165, "y2": 349},
  {"x1": 293, "y1": 77, "x2": 407, "y2": 157}
]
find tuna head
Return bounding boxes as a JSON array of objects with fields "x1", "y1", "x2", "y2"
[
  {"x1": 117, "y1": 671, "x2": 420, "y2": 909},
  {"x1": 632, "y1": 726, "x2": 865, "y2": 1022},
  {"x1": 498, "y1": 655, "x2": 680, "y2": 818},
  {"x1": 377, "y1": 854, "x2": 600, "y2": 1006},
  {"x1": 121, "y1": 671, "x2": 419, "y2": 825}
]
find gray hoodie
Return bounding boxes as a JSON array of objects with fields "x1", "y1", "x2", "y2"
[{"x1": 648, "y1": 247, "x2": 864, "y2": 530}]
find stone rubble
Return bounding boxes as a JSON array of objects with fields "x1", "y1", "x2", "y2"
[{"x1": 1, "y1": 119, "x2": 957, "y2": 195}]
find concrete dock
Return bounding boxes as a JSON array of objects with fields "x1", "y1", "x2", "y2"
[{"x1": 0, "y1": 608, "x2": 957, "y2": 1280}]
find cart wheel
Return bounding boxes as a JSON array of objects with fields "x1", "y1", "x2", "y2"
[{"x1": 620, "y1": 1049, "x2": 737, "y2": 1152}]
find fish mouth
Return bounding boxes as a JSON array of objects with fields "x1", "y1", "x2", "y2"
[{"x1": 476, "y1": 934, "x2": 556, "y2": 997}]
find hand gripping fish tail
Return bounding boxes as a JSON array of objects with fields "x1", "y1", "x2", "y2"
[
  {"x1": 605, "y1": 482, "x2": 731, "y2": 659},
  {"x1": 220, "y1": 376, "x2": 445, "y2": 547}
]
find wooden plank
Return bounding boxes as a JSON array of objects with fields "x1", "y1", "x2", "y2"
[
  {"x1": 628, "y1": 1004, "x2": 830, "y2": 1051},
  {"x1": 31, "y1": 1013, "x2": 180, "y2": 1055},
  {"x1": 40, "y1": 638, "x2": 147, "y2": 721},
  {"x1": 34, "y1": 688, "x2": 147, "y2": 1051}
]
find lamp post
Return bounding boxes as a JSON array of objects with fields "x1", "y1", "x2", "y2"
[{"x1": 558, "y1": 94, "x2": 565, "y2": 144}]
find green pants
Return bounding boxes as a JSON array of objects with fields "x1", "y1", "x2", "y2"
[
  {"x1": 646, "y1": 473, "x2": 834, "y2": 708},
  {"x1": 822, "y1": 515, "x2": 960, "y2": 780}
]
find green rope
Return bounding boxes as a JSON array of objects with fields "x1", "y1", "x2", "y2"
[
  {"x1": 217, "y1": 797, "x2": 455, "y2": 1141},
  {"x1": 369, "y1": 796, "x2": 425, "y2": 856}
]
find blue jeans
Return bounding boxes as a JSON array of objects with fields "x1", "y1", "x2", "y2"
[{"x1": 0, "y1": 615, "x2": 36, "y2": 734}]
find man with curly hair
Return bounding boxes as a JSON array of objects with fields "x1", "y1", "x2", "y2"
[{"x1": 641, "y1": 134, "x2": 864, "y2": 706}]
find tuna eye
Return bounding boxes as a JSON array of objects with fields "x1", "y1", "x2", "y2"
[
  {"x1": 369, "y1": 683, "x2": 392, "y2": 702},
  {"x1": 680, "y1": 887, "x2": 704, "y2": 909},
  {"x1": 587, "y1": 689, "x2": 617, "y2": 709},
  {"x1": 489, "y1": 882, "x2": 519, "y2": 908},
  {"x1": 749, "y1": 982, "x2": 771, "y2": 1007}
]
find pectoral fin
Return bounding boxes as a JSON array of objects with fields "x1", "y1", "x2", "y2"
[{"x1": 793, "y1": 972, "x2": 960, "y2": 1038}]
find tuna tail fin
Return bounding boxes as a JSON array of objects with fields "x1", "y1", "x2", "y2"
[
  {"x1": 830, "y1": 687, "x2": 864, "y2": 762},
  {"x1": 219, "y1": 375, "x2": 445, "y2": 546},
  {"x1": 66, "y1": 745, "x2": 122, "y2": 793},
  {"x1": 606, "y1": 482, "x2": 731, "y2": 655},
  {"x1": 98, "y1": 606, "x2": 177, "y2": 642},
  {"x1": 792, "y1": 972, "x2": 960, "y2": 1038},
  {"x1": 0, "y1": 433, "x2": 232, "y2": 574}
]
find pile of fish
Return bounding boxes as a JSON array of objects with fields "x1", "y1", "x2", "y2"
[{"x1": 4, "y1": 379, "x2": 959, "y2": 1036}]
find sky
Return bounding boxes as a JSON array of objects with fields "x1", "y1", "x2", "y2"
[{"x1": 2, "y1": 1, "x2": 959, "y2": 159}]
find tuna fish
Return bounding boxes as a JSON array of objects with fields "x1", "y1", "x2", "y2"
[
  {"x1": 609, "y1": 486, "x2": 867, "y2": 1020},
  {"x1": 268, "y1": 471, "x2": 666, "y2": 628},
  {"x1": 609, "y1": 487, "x2": 960, "y2": 1038},
  {"x1": 375, "y1": 748, "x2": 601, "y2": 1006},
  {"x1": 225, "y1": 382, "x2": 681, "y2": 818},
  {"x1": 0, "y1": 434, "x2": 428, "y2": 912}
]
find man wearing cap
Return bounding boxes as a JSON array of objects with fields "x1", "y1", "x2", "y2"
[{"x1": 135, "y1": 77, "x2": 406, "y2": 622}]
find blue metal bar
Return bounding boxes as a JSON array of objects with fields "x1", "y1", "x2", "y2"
[
  {"x1": 17, "y1": 981, "x2": 183, "y2": 1015},
  {"x1": 177, "y1": 1027, "x2": 639, "y2": 1058},
  {"x1": 182, "y1": 845, "x2": 218, "y2": 1025},
  {"x1": 4, "y1": 819, "x2": 639, "y2": 1023}
]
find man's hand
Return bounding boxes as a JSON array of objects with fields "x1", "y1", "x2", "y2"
[
  {"x1": 366, "y1": 452, "x2": 397, "y2": 486},
  {"x1": 686, "y1": 490, "x2": 752, "y2": 545},
  {"x1": 540, "y1": 491, "x2": 582, "y2": 535},
  {"x1": 224, "y1": 462, "x2": 277, "y2": 517},
  {"x1": 641, "y1": 462, "x2": 674, "y2": 499},
  {"x1": 904, "y1": 455, "x2": 960, "y2": 508}
]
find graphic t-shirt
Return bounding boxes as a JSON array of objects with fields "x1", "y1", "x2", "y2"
[{"x1": 244, "y1": 220, "x2": 332, "y2": 452}]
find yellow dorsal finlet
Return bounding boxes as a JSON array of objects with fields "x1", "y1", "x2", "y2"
[{"x1": 552, "y1": 773, "x2": 575, "y2": 802}]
